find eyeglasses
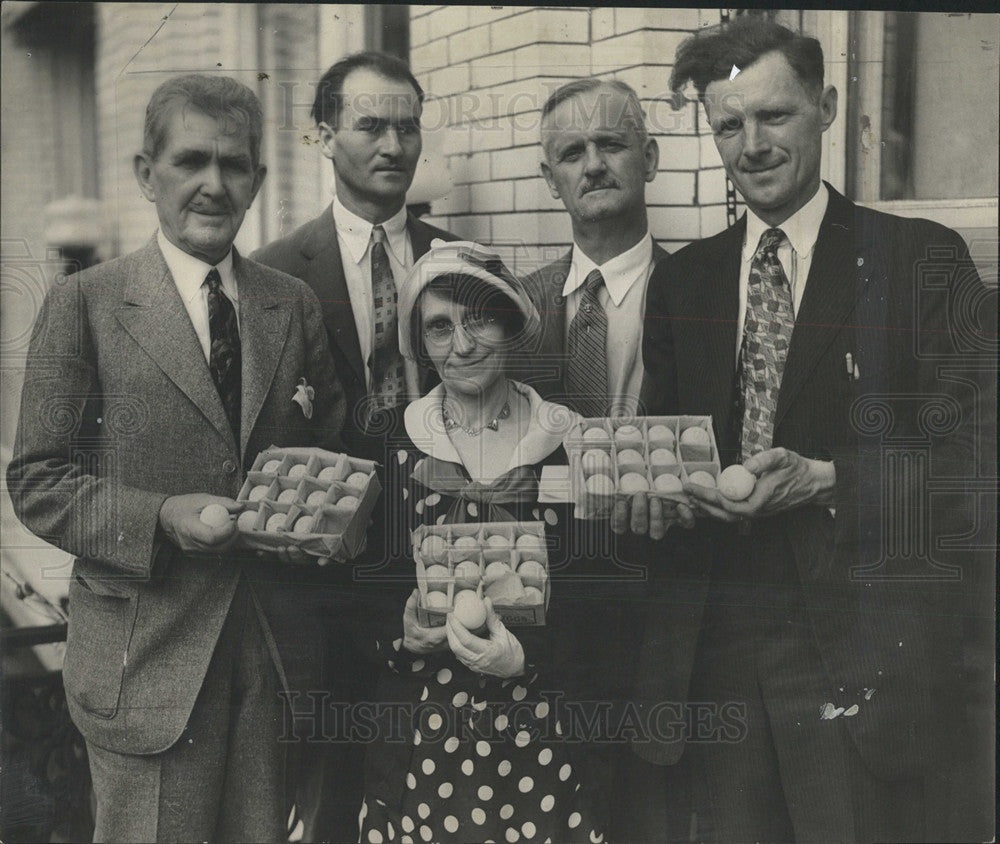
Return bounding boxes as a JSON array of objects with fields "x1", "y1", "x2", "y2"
[{"x1": 423, "y1": 313, "x2": 503, "y2": 346}]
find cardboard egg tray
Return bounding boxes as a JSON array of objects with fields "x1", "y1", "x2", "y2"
[
  {"x1": 564, "y1": 416, "x2": 720, "y2": 519},
  {"x1": 235, "y1": 446, "x2": 381, "y2": 560},
  {"x1": 411, "y1": 521, "x2": 550, "y2": 627}
]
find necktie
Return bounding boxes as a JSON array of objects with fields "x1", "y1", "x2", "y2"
[
  {"x1": 204, "y1": 268, "x2": 241, "y2": 441},
  {"x1": 565, "y1": 269, "x2": 609, "y2": 418},
  {"x1": 739, "y1": 228, "x2": 794, "y2": 459},
  {"x1": 369, "y1": 225, "x2": 404, "y2": 418}
]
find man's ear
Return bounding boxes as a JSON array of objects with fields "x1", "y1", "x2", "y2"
[
  {"x1": 133, "y1": 153, "x2": 157, "y2": 202},
  {"x1": 317, "y1": 121, "x2": 337, "y2": 161},
  {"x1": 540, "y1": 157, "x2": 561, "y2": 200},
  {"x1": 249, "y1": 164, "x2": 268, "y2": 205},
  {"x1": 643, "y1": 136, "x2": 660, "y2": 183},
  {"x1": 819, "y1": 85, "x2": 838, "y2": 133}
]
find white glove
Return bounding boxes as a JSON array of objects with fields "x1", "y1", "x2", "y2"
[
  {"x1": 446, "y1": 598, "x2": 525, "y2": 678},
  {"x1": 402, "y1": 589, "x2": 449, "y2": 655}
]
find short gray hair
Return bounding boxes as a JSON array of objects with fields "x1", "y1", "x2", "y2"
[
  {"x1": 143, "y1": 74, "x2": 263, "y2": 166},
  {"x1": 540, "y1": 78, "x2": 648, "y2": 156}
]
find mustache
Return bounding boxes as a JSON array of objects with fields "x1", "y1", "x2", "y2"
[{"x1": 581, "y1": 178, "x2": 620, "y2": 195}]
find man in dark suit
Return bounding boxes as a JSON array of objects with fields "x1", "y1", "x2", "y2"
[
  {"x1": 7, "y1": 75, "x2": 346, "y2": 842},
  {"x1": 253, "y1": 51, "x2": 455, "y2": 456},
  {"x1": 252, "y1": 52, "x2": 455, "y2": 842},
  {"x1": 637, "y1": 18, "x2": 995, "y2": 841},
  {"x1": 516, "y1": 78, "x2": 669, "y2": 421}
]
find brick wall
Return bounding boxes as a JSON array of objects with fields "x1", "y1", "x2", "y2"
[{"x1": 410, "y1": 6, "x2": 729, "y2": 272}]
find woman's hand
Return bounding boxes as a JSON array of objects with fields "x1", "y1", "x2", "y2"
[
  {"x1": 402, "y1": 589, "x2": 449, "y2": 654},
  {"x1": 445, "y1": 598, "x2": 525, "y2": 678}
]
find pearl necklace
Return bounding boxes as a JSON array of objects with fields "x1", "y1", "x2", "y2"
[{"x1": 442, "y1": 386, "x2": 512, "y2": 437}]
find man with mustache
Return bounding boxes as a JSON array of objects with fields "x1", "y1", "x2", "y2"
[
  {"x1": 253, "y1": 52, "x2": 456, "y2": 842},
  {"x1": 7, "y1": 74, "x2": 346, "y2": 841},
  {"x1": 520, "y1": 78, "x2": 667, "y2": 422},
  {"x1": 636, "y1": 18, "x2": 994, "y2": 841}
]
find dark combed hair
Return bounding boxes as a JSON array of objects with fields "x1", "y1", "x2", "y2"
[
  {"x1": 670, "y1": 17, "x2": 825, "y2": 100},
  {"x1": 144, "y1": 74, "x2": 263, "y2": 165},
  {"x1": 311, "y1": 51, "x2": 424, "y2": 128},
  {"x1": 411, "y1": 274, "x2": 527, "y2": 369}
]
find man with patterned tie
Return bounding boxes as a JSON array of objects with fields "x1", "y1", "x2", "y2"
[
  {"x1": 252, "y1": 51, "x2": 456, "y2": 842},
  {"x1": 637, "y1": 18, "x2": 994, "y2": 841},
  {"x1": 254, "y1": 52, "x2": 455, "y2": 455},
  {"x1": 518, "y1": 78, "x2": 668, "y2": 420},
  {"x1": 7, "y1": 75, "x2": 347, "y2": 841}
]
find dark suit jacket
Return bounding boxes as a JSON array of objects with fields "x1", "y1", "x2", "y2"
[
  {"x1": 6, "y1": 239, "x2": 346, "y2": 755},
  {"x1": 252, "y1": 205, "x2": 456, "y2": 456},
  {"x1": 637, "y1": 184, "x2": 995, "y2": 778},
  {"x1": 515, "y1": 241, "x2": 669, "y2": 406}
]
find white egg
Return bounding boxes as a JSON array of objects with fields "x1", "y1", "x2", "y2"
[
  {"x1": 424, "y1": 591, "x2": 449, "y2": 609},
  {"x1": 679, "y1": 426, "x2": 710, "y2": 445},
  {"x1": 277, "y1": 488, "x2": 299, "y2": 504},
  {"x1": 420, "y1": 534, "x2": 448, "y2": 564},
  {"x1": 265, "y1": 513, "x2": 287, "y2": 532},
  {"x1": 453, "y1": 590, "x2": 487, "y2": 630},
  {"x1": 236, "y1": 510, "x2": 258, "y2": 531},
  {"x1": 306, "y1": 490, "x2": 327, "y2": 507},
  {"x1": 582, "y1": 426, "x2": 611, "y2": 442},
  {"x1": 585, "y1": 473, "x2": 615, "y2": 496},
  {"x1": 483, "y1": 561, "x2": 513, "y2": 585},
  {"x1": 649, "y1": 448, "x2": 678, "y2": 467},
  {"x1": 346, "y1": 471, "x2": 370, "y2": 488},
  {"x1": 522, "y1": 586, "x2": 544, "y2": 604},
  {"x1": 718, "y1": 465, "x2": 756, "y2": 501},
  {"x1": 647, "y1": 424, "x2": 676, "y2": 447},
  {"x1": 293, "y1": 516, "x2": 314, "y2": 533},
  {"x1": 613, "y1": 425, "x2": 643, "y2": 446},
  {"x1": 424, "y1": 564, "x2": 451, "y2": 591},
  {"x1": 581, "y1": 449, "x2": 612, "y2": 475},
  {"x1": 653, "y1": 473, "x2": 683, "y2": 493},
  {"x1": 248, "y1": 484, "x2": 271, "y2": 502},
  {"x1": 288, "y1": 463, "x2": 310, "y2": 479},
  {"x1": 336, "y1": 495, "x2": 360, "y2": 509},
  {"x1": 199, "y1": 503, "x2": 232, "y2": 527},
  {"x1": 261, "y1": 459, "x2": 282, "y2": 474},
  {"x1": 317, "y1": 466, "x2": 339, "y2": 482},
  {"x1": 618, "y1": 472, "x2": 650, "y2": 493},
  {"x1": 687, "y1": 470, "x2": 717, "y2": 489}
]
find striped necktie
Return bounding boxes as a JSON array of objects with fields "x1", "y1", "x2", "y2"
[
  {"x1": 565, "y1": 269, "x2": 609, "y2": 418},
  {"x1": 739, "y1": 227, "x2": 794, "y2": 459},
  {"x1": 204, "y1": 267, "x2": 241, "y2": 441}
]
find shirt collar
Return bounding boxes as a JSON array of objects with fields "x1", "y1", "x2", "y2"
[
  {"x1": 332, "y1": 195, "x2": 409, "y2": 266},
  {"x1": 743, "y1": 182, "x2": 829, "y2": 261},
  {"x1": 157, "y1": 229, "x2": 236, "y2": 305},
  {"x1": 403, "y1": 381, "x2": 580, "y2": 471},
  {"x1": 563, "y1": 232, "x2": 653, "y2": 307}
]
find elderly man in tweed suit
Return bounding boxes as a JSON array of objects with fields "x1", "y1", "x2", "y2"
[{"x1": 7, "y1": 75, "x2": 345, "y2": 842}]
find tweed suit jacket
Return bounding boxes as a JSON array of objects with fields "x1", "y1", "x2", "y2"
[
  {"x1": 7, "y1": 237, "x2": 347, "y2": 756},
  {"x1": 252, "y1": 205, "x2": 457, "y2": 455},
  {"x1": 636, "y1": 185, "x2": 995, "y2": 777}
]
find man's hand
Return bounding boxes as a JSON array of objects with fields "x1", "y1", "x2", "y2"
[
  {"x1": 158, "y1": 494, "x2": 240, "y2": 553},
  {"x1": 445, "y1": 598, "x2": 525, "y2": 678},
  {"x1": 402, "y1": 589, "x2": 448, "y2": 654},
  {"x1": 610, "y1": 492, "x2": 696, "y2": 539},
  {"x1": 684, "y1": 448, "x2": 836, "y2": 522}
]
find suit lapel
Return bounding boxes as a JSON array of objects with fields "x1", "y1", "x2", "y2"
[
  {"x1": 776, "y1": 187, "x2": 867, "y2": 427},
  {"x1": 115, "y1": 239, "x2": 235, "y2": 448},
  {"x1": 680, "y1": 222, "x2": 743, "y2": 434},
  {"x1": 542, "y1": 250, "x2": 571, "y2": 359},
  {"x1": 407, "y1": 212, "x2": 439, "y2": 259},
  {"x1": 301, "y1": 206, "x2": 366, "y2": 384},
  {"x1": 236, "y1": 252, "x2": 291, "y2": 457}
]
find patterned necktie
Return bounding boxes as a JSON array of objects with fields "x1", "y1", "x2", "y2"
[
  {"x1": 739, "y1": 228, "x2": 794, "y2": 459},
  {"x1": 204, "y1": 268, "x2": 241, "y2": 441},
  {"x1": 565, "y1": 269, "x2": 609, "y2": 418},
  {"x1": 369, "y1": 225, "x2": 404, "y2": 417}
]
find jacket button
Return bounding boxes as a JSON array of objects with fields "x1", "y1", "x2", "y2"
[{"x1": 222, "y1": 459, "x2": 237, "y2": 474}]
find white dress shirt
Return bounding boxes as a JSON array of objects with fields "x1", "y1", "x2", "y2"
[
  {"x1": 157, "y1": 229, "x2": 238, "y2": 363},
  {"x1": 563, "y1": 233, "x2": 655, "y2": 416},
  {"x1": 332, "y1": 196, "x2": 413, "y2": 391},
  {"x1": 736, "y1": 183, "x2": 829, "y2": 362}
]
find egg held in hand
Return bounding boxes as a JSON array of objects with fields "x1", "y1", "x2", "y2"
[
  {"x1": 718, "y1": 464, "x2": 756, "y2": 501},
  {"x1": 452, "y1": 590, "x2": 488, "y2": 630},
  {"x1": 199, "y1": 503, "x2": 232, "y2": 527}
]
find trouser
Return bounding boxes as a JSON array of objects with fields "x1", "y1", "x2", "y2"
[
  {"x1": 686, "y1": 528, "x2": 926, "y2": 843},
  {"x1": 86, "y1": 579, "x2": 286, "y2": 843}
]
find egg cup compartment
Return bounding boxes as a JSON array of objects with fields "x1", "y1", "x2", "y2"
[
  {"x1": 298, "y1": 477, "x2": 334, "y2": 508},
  {"x1": 271, "y1": 475, "x2": 305, "y2": 506},
  {"x1": 238, "y1": 473, "x2": 280, "y2": 504},
  {"x1": 412, "y1": 521, "x2": 549, "y2": 627},
  {"x1": 645, "y1": 418, "x2": 680, "y2": 451},
  {"x1": 677, "y1": 416, "x2": 715, "y2": 463},
  {"x1": 249, "y1": 449, "x2": 294, "y2": 476}
]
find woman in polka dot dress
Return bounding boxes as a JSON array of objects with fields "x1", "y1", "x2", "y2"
[{"x1": 355, "y1": 244, "x2": 624, "y2": 844}]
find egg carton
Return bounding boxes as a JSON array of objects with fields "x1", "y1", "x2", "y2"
[
  {"x1": 235, "y1": 446, "x2": 381, "y2": 560},
  {"x1": 564, "y1": 416, "x2": 721, "y2": 519},
  {"x1": 411, "y1": 521, "x2": 550, "y2": 627}
]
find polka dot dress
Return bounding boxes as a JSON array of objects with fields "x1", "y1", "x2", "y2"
[{"x1": 360, "y1": 443, "x2": 605, "y2": 843}]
